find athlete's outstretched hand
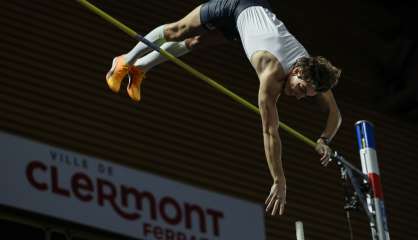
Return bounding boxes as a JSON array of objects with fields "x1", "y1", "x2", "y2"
[
  {"x1": 265, "y1": 178, "x2": 286, "y2": 216},
  {"x1": 316, "y1": 139, "x2": 332, "y2": 167}
]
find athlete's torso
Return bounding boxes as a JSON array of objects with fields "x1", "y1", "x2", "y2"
[
  {"x1": 201, "y1": 0, "x2": 309, "y2": 74},
  {"x1": 237, "y1": 6, "x2": 309, "y2": 74}
]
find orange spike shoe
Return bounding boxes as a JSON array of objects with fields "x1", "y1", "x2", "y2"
[
  {"x1": 106, "y1": 55, "x2": 129, "y2": 93},
  {"x1": 127, "y1": 66, "x2": 146, "y2": 102}
]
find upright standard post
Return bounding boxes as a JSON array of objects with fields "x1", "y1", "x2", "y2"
[
  {"x1": 295, "y1": 221, "x2": 305, "y2": 240},
  {"x1": 355, "y1": 121, "x2": 390, "y2": 240}
]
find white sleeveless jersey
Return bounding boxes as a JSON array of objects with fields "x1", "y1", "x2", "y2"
[{"x1": 236, "y1": 6, "x2": 309, "y2": 74}]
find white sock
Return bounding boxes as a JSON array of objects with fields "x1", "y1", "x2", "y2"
[
  {"x1": 124, "y1": 25, "x2": 166, "y2": 65},
  {"x1": 133, "y1": 41, "x2": 190, "y2": 72}
]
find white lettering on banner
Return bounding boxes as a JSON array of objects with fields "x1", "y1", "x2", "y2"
[{"x1": 0, "y1": 132, "x2": 265, "y2": 240}]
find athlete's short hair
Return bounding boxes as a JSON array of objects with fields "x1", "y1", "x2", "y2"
[{"x1": 292, "y1": 56, "x2": 341, "y2": 92}]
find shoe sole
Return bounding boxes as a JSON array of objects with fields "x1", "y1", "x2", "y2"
[
  {"x1": 127, "y1": 72, "x2": 141, "y2": 102},
  {"x1": 106, "y1": 57, "x2": 121, "y2": 93}
]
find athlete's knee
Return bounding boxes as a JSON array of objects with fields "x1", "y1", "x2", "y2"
[
  {"x1": 185, "y1": 36, "x2": 201, "y2": 49},
  {"x1": 164, "y1": 22, "x2": 189, "y2": 41}
]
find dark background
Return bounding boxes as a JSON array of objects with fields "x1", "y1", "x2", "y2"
[{"x1": 1, "y1": 0, "x2": 417, "y2": 239}]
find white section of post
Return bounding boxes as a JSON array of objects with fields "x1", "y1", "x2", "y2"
[{"x1": 295, "y1": 221, "x2": 305, "y2": 240}]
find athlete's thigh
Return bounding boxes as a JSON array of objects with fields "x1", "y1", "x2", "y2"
[
  {"x1": 186, "y1": 30, "x2": 227, "y2": 49},
  {"x1": 169, "y1": 5, "x2": 207, "y2": 39}
]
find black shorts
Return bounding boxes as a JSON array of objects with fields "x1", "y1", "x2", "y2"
[{"x1": 200, "y1": 0, "x2": 272, "y2": 41}]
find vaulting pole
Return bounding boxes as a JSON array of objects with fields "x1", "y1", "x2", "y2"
[{"x1": 77, "y1": 0, "x2": 317, "y2": 148}]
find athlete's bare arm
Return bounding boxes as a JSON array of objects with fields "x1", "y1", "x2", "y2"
[
  {"x1": 251, "y1": 51, "x2": 287, "y2": 216},
  {"x1": 315, "y1": 90, "x2": 342, "y2": 166}
]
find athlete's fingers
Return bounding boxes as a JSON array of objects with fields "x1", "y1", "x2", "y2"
[
  {"x1": 266, "y1": 194, "x2": 276, "y2": 212},
  {"x1": 279, "y1": 200, "x2": 285, "y2": 215},
  {"x1": 265, "y1": 192, "x2": 273, "y2": 205},
  {"x1": 272, "y1": 199, "x2": 280, "y2": 216}
]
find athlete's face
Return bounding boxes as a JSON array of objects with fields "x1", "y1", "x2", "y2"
[{"x1": 285, "y1": 68, "x2": 317, "y2": 99}]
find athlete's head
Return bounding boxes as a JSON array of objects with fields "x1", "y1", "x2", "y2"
[{"x1": 285, "y1": 56, "x2": 341, "y2": 99}]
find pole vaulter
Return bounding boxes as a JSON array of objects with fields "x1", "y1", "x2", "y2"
[
  {"x1": 78, "y1": 0, "x2": 347, "y2": 218},
  {"x1": 77, "y1": 1, "x2": 390, "y2": 239}
]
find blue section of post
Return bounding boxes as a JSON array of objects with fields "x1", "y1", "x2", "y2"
[{"x1": 355, "y1": 120, "x2": 376, "y2": 150}]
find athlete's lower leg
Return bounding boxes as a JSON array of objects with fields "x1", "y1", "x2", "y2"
[
  {"x1": 124, "y1": 25, "x2": 167, "y2": 65},
  {"x1": 133, "y1": 38, "x2": 198, "y2": 72},
  {"x1": 126, "y1": 39, "x2": 193, "y2": 101}
]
